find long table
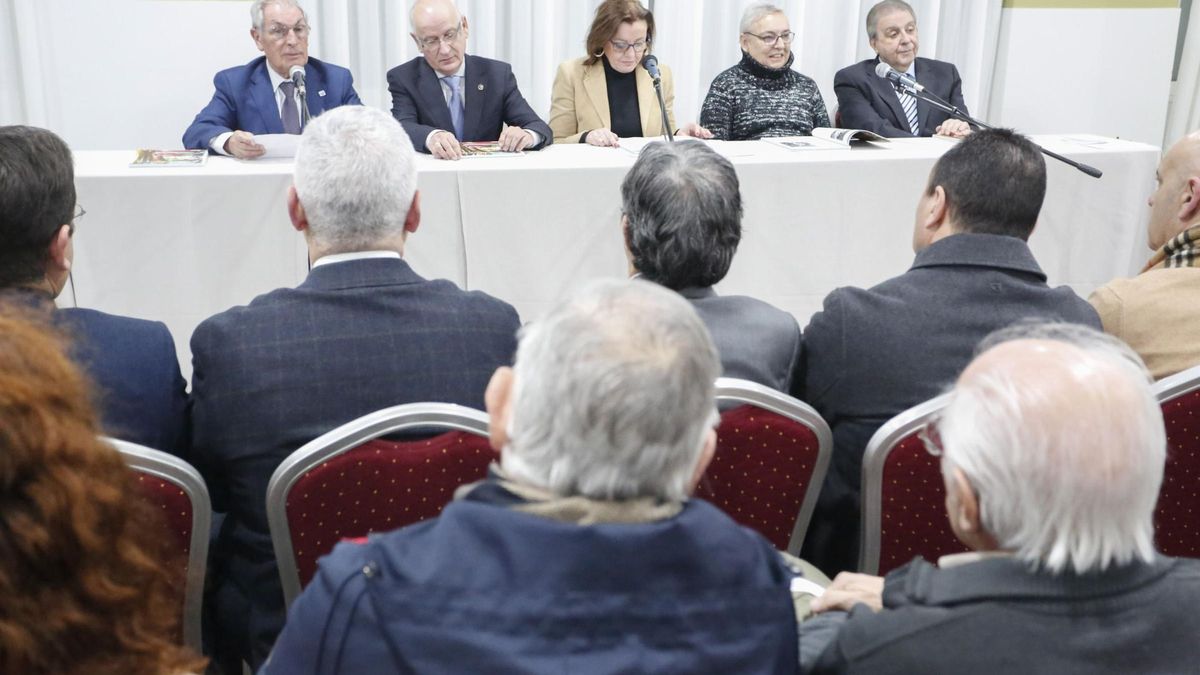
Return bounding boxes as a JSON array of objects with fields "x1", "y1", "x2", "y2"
[{"x1": 70, "y1": 136, "x2": 1159, "y2": 380}]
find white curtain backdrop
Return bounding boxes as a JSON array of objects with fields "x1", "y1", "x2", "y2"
[
  {"x1": 0, "y1": 0, "x2": 1000, "y2": 149},
  {"x1": 1166, "y1": 9, "x2": 1200, "y2": 146}
]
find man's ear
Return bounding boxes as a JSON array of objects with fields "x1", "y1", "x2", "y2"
[
  {"x1": 47, "y1": 224, "x2": 71, "y2": 273},
  {"x1": 287, "y1": 185, "x2": 307, "y2": 233},
  {"x1": 923, "y1": 185, "x2": 949, "y2": 235},
  {"x1": 484, "y1": 366, "x2": 514, "y2": 452},
  {"x1": 251, "y1": 28, "x2": 265, "y2": 53},
  {"x1": 950, "y1": 467, "x2": 980, "y2": 535},
  {"x1": 688, "y1": 428, "x2": 717, "y2": 495},
  {"x1": 1180, "y1": 176, "x2": 1200, "y2": 223},
  {"x1": 404, "y1": 190, "x2": 422, "y2": 235}
]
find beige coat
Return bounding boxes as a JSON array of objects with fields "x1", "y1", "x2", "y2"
[
  {"x1": 1090, "y1": 266, "x2": 1200, "y2": 380},
  {"x1": 548, "y1": 57, "x2": 678, "y2": 144}
]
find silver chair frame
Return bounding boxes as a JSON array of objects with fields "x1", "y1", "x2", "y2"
[
  {"x1": 1153, "y1": 363, "x2": 1200, "y2": 402},
  {"x1": 107, "y1": 437, "x2": 211, "y2": 653},
  {"x1": 266, "y1": 402, "x2": 489, "y2": 609},
  {"x1": 856, "y1": 393, "x2": 950, "y2": 575},
  {"x1": 713, "y1": 377, "x2": 833, "y2": 555}
]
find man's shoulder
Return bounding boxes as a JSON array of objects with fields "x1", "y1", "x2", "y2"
[
  {"x1": 213, "y1": 56, "x2": 268, "y2": 86},
  {"x1": 58, "y1": 307, "x2": 173, "y2": 342},
  {"x1": 306, "y1": 56, "x2": 353, "y2": 80},
  {"x1": 387, "y1": 55, "x2": 426, "y2": 80},
  {"x1": 834, "y1": 58, "x2": 875, "y2": 84},
  {"x1": 695, "y1": 293, "x2": 799, "y2": 333},
  {"x1": 466, "y1": 54, "x2": 513, "y2": 75},
  {"x1": 915, "y1": 57, "x2": 959, "y2": 77}
]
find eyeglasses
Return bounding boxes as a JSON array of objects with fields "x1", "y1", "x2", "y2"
[
  {"x1": 917, "y1": 417, "x2": 943, "y2": 457},
  {"x1": 742, "y1": 30, "x2": 795, "y2": 47},
  {"x1": 609, "y1": 39, "x2": 650, "y2": 54},
  {"x1": 68, "y1": 204, "x2": 85, "y2": 236},
  {"x1": 416, "y1": 22, "x2": 463, "y2": 51},
  {"x1": 265, "y1": 22, "x2": 310, "y2": 41}
]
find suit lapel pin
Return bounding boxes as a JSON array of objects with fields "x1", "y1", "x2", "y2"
[
  {"x1": 318, "y1": 90, "x2": 327, "y2": 97},
  {"x1": 477, "y1": 84, "x2": 485, "y2": 91}
]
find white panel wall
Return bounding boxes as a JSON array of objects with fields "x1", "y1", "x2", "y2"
[{"x1": 989, "y1": 7, "x2": 1179, "y2": 145}]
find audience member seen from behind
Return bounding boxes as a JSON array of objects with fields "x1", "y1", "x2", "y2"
[
  {"x1": 389, "y1": 0, "x2": 552, "y2": 160},
  {"x1": 190, "y1": 105, "x2": 520, "y2": 671},
  {"x1": 548, "y1": 0, "x2": 710, "y2": 146},
  {"x1": 809, "y1": 323, "x2": 1200, "y2": 674},
  {"x1": 183, "y1": 0, "x2": 363, "y2": 158},
  {"x1": 800, "y1": 128, "x2": 1100, "y2": 575},
  {"x1": 622, "y1": 141, "x2": 802, "y2": 395},
  {"x1": 833, "y1": 0, "x2": 970, "y2": 138},
  {"x1": 0, "y1": 125, "x2": 188, "y2": 455},
  {"x1": 700, "y1": 3, "x2": 830, "y2": 140},
  {"x1": 0, "y1": 312, "x2": 205, "y2": 675},
  {"x1": 263, "y1": 279, "x2": 801, "y2": 674},
  {"x1": 1090, "y1": 131, "x2": 1200, "y2": 378}
]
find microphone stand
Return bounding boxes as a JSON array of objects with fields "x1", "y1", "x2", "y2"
[
  {"x1": 898, "y1": 83, "x2": 1102, "y2": 179},
  {"x1": 652, "y1": 77, "x2": 674, "y2": 143},
  {"x1": 295, "y1": 77, "x2": 311, "y2": 130}
]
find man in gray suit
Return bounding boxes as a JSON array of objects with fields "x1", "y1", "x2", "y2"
[
  {"x1": 800, "y1": 128, "x2": 1100, "y2": 574},
  {"x1": 190, "y1": 105, "x2": 519, "y2": 671},
  {"x1": 621, "y1": 141, "x2": 802, "y2": 395}
]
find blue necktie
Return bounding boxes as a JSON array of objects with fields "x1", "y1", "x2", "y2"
[
  {"x1": 896, "y1": 83, "x2": 919, "y2": 136},
  {"x1": 280, "y1": 81, "x2": 301, "y2": 135},
  {"x1": 443, "y1": 75, "x2": 464, "y2": 140}
]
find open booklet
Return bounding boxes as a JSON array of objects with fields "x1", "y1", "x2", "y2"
[
  {"x1": 763, "y1": 127, "x2": 889, "y2": 151},
  {"x1": 459, "y1": 141, "x2": 523, "y2": 158},
  {"x1": 129, "y1": 149, "x2": 208, "y2": 167}
]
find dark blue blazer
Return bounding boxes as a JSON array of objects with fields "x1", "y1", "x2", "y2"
[
  {"x1": 834, "y1": 57, "x2": 967, "y2": 138},
  {"x1": 57, "y1": 308, "x2": 189, "y2": 456},
  {"x1": 189, "y1": 257, "x2": 519, "y2": 669},
  {"x1": 262, "y1": 484, "x2": 799, "y2": 675},
  {"x1": 183, "y1": 56, "x2": 362, "y2": 151},
  {"x1": 799, "y1": 234, "x2": 1100, "y2": 573},
  {"x1": 387, "y1": 54, "x2": 552, "y2": 152}
]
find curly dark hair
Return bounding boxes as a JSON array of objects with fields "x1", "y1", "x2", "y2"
[{"x1": 0, "y1": 307, "x2": 205, "y2": 675}]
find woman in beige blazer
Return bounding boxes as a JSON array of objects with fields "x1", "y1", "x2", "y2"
[{"x1": 550, "y1": 0, "x2": 709, "y2": 146}]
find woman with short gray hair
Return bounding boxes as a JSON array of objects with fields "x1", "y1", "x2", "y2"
[{"x1": 700, "y1": 3, "x2": 830, "y2": 140}]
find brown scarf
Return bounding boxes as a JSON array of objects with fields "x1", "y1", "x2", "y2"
[{"x1": 1143, "y1": 223, "x2": 1200, "y2": 272}]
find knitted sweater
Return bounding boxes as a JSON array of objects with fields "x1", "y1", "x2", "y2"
[{"x1": 700, "y1": 52, "x2": 830, "y2": 141}]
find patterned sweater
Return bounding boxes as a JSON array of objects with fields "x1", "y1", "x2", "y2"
[{"x1": 700, "y1": 52, "x2": 830, "y2": 141}]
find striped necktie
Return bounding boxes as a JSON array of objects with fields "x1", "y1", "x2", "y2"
[{"x1": 896, "y1": 85, "x2": 919, "y2": 136}]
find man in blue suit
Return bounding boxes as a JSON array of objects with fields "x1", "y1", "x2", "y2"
[
  {"x1": 183, "y1": 0, "x2": 361, "y2": 159},
  {"x1": 190, "y1": 106, "x2": 520, "y2": 671},
  {"x1": 834, "y1": 0, "x2": 971, "y2": 139},
  {"x1": 388, "y1": 0, "x2": 551, "y2": 160},
  {"x1": 0, "y1": 125, "x2": 188, "y2": 456}
]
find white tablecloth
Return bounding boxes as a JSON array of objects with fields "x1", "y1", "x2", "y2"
[{"x1": 70, "y1": 136, "x2": 1158, "y2": 380}]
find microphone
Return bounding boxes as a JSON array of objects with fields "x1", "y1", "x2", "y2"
[
  {"x1": 641, "y1": 54, "x2": 661, "y2": 81},
  {"x1": 289, "y1": 64, "x2": 306, "y2": 91},
  {"x1": 874, "y1": 61, "x2": 924, "y2": 93}
]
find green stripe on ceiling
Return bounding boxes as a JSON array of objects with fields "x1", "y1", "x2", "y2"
[{"x1": 1003, "y1": 0, "x2": 1177, "y2": 7}]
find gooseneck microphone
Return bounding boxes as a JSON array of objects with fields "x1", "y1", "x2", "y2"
[
  {"x1": 874, "y1": 62, "x2": 924, "y2": 93},
  {"x1": 289, "y1": 65, "x2": 311, "y2": 128},
  {"x1": 872, "y1": 61, "x2": 1102, "y2": 178},
  {"x1": 641, "y1": 54, "x2": 673, "y2": 143}
]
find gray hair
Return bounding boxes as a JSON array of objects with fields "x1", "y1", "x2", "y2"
[
  {"x1": 501, "y1": 279, "x2": 721, "y2": 502},
  {"x1": 866, "y1": 0, "x2": 916, "y2": 39},
  {"x1": 409, "y1": 0, "x2": 461, "y2": 33},
  {"x1": 940, "y1": 322, "x2": 1164, "y2": 574},
  {"x1": 293, "y1": 107, "x2": 417, "y2": 253},
  {"x1": 740, "y1": 2, "x2": 785, "y2": 34},
  {"x1": 251, "y1": 0, "x2": 305, "y2": 31},
  {"x1": 622, "y1": 141, "x2": 743, "y2": 290}
]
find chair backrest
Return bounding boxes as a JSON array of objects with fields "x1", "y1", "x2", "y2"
[
  {"x1": 1153, "y1": 364, "x2": 1200, "y2": 559},
  {"x1": 267, "y1": 402, "x2": 492, "y2": 608},
  {"x1": 107, "y1": 438, "x2": 210, "y2": 653},
  {"x1": 698, "y1": 378, "x2": 832, "y2": 554},
  {"x1": 858, "y1": 394, "x2": 968, "y2": 576}
]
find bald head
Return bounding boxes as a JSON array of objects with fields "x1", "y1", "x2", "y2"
[
  {"x1": 410, "y1": 0, "x2": 459, "y2": 31},
  {"x1": 1147, "y1": 131, "x2": 1200, "y2": 250},
  {"x1": 938, "y1": 326, "x2": 1164, "y2": 574}
]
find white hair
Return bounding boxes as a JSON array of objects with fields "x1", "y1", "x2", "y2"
[
  {"x1": 409, "y1": 0, "x2": 461, "y2": 33},
  {"x1": 293, "y1": 106, "x2": 417, "y2": 253},
  {"x1": 740, "y1": 2, "x2": 785, "y2": 34},
  {"x1": 251, "y1": 0, "x2": 305, "y2": 31},
  {"x1": 940, "y1": 323, "x2": 1164, "y2": 574},
  {"x1": 501, "y1": 279, "x2": 720, "y2": 502}
]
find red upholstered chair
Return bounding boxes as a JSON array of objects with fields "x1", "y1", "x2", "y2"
[
  {"x1": 1153, "y1": 365, "x2": 1200, "y2": 559},
  {"x1": 267, "y1": 403, "x2": 492, "y2": 608},
  {"x1": 697, "y1": 378, "x2": 832, "y2": 554},
  {"x1": 107, "y1": 438, "x2": 210, "y2": 652},
  {"x1": 858, "y1": 394, "x2": 968, "y2": 576}
]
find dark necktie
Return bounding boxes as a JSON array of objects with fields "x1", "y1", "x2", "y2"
[{"x1": 280, "y1": 81, "x2": 301, "y2": 135}]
